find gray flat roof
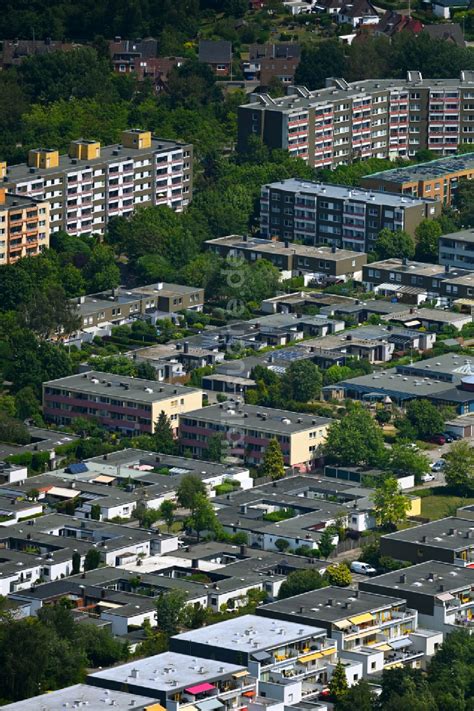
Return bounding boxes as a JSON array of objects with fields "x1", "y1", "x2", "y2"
[
  {"x1": 332, "y1": 368, "x2": 452, "y2": 397},
  {"x1": 4, "y1": 136, "x2": 187, "y2": 183},
  {"x1": 257, "y1": 587, "x2": 405, "y2": 623},
  {"x1": 382, "y1": 517, "x2": 474, "y2": 550},
  {"x1": 43, "y1": 370, "x2": 202, "y2": 404},
  {"x1": 264, "y1": 179, "x2": 436, "y2": 207},
  {"x1": 363, "y1": 152, "x2": 474, "y2": 184},
  {"x1": 206, "y1": 236, "x2": 366, "y2": 261},
  {"x1": 440, "y1": 228, "x2": 474, "y2": 245},
  {"x1": 367, "y1": 258, "x2": 469, "y2": 279},
  {"x1": 181, "y1": 402, "x2": 332, "y2": 434},
  {"x1": 360, "y1": 560, "x2": 474, "y2": 597},
  {"x1": 382, "y1": 307, "x2": 470, "y2": 324},
  {"x1": 88, "y1": 651, "x2": 245, "y2": 692},
  {"x1": 172, "y1": 614, "x2": 325, "y2": 652},
  {"x1": 1, "y1": 684, "x2": 157, "y2": 710}
]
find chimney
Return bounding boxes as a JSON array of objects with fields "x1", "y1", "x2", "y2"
[
  {"x1": 240, "y1": 504, "x2": 248, "y2": 514},
  {"x1": 428, "y1": 572, "x2": 436, "y2": 581},
  {"x1": 240, "y1": 545, "x2": 247, "y2": 556},
  {"x1": 449, "y1": 528, "x2": 457, "y2": 536},
  {"x1": 327, "y1": 598, "x2": 334, "y2": 606},
  {"x1": 299, "y1": 606, "x2": 305, "y2": 613},
  {"x1": 331, "y1": 243, "x2": 337, "y2": 254},
  {"x1": 130, "y1": 668, "x2": 139, "y2": 679},
  {"x1": 439, "y1": 584, "x2": 445, "y2": 592},
  {"x1": 399, "y1": 573, "x2": 407, "y2": 583},
  {"x1": 285, "y1": 240, "x2": 289, "y2": 248},
  {"x1": 445, "y1": 265, "x2": 450, "y2": 273}
]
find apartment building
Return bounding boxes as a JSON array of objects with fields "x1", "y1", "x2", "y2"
[
  {"x1": 1, "y1": 685, "x2": 159, "y2": 711},
  {"x1": 360, "y1": 561, "x2": 474, "y2": 634},
  {"x1": 380, "y1": 516, "x2": 474, "y2": 564},
  {"x1": 238, "y1": 71, "x2": 474, "y2": 167},
  {"x1": 257, "y1": 587, "x2": 442, "y2": 675},
  {"x1": 362, "y1": 257, "x2": 473, "y2": 303},
  {"x1": 260, "y1": 179, "x2": 440, "y2": 252},
  {"x1": 179, "y1": 402, "x2": 331, "y2": 468},
  {"x1": 205, "y1": 235, "x2": 367, "y2": 280},
  {"x1": 0, "y1": 189, "x2": 50, "y2": 264},
  {"x1": 360, "y1": 152, "x2": 474, "y2": 205},
  {"x1": 1, "y1": 130, "x2": 192, "y2": 236},
  {"x1": 439, "y1": 228, "x2": 474, "y2": 269},
  {"x1": 42, "y1": 371, "x2": 203, "y2": 434}
]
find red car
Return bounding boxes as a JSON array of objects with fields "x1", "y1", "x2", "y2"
[
  {"x1": 318, "y1": 689, "x2": 331, "y2": 700},
  {"x1": 430, "y1": 434, "x2": 446, "y2": 445}
]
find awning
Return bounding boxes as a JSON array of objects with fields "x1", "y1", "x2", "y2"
[
  {"x1": 333, "y1": 619, "x2": 351, "y2": 630},
  {"x1": 242, "y1": 691, "x2": 255, "y2": 698},
  {"x1": 320, "y1": 647, "x2": 336, "y2": 657},
  {"x1": 404, "y1": 320, "x2": 421, "y2": 327},
  {"x1": 232, "y1": 671, "x2": 250, "y2": 678},
  {"x1": 185, "y1": 684, "x2": 216, "y2": 695},
  {"x1": 196, "y1": 699, "x2": 224, "y2": 711},
  {"x1": 299, "y1": 651, "x2": 323, "y2": 663},
  {"x1": 390, "y1": 638, "x2": 413, "y2": 650},
  {"x1": 97, "y1": 601, "x2": 122, "y2": 609},
  {"x1": 348, "y1": 613, "x2": 374, "y2": 625},
  {"x1": 252, "y1": 651, "x2": 272, "y2": 662},
  {"x1": 92, "y1": 474, "x2": 116, "y2": 484},
  {"x1": 436, "y1": 592, "x2": 454, "y2": 602},
  {"x1": 48, "y1": 486, "x2": 80, "y2": 499},
  {"x1": 377, "y1": 644, "x2": 392, "y2": 652}
]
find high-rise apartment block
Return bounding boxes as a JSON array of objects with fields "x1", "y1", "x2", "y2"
[
  {"x1": 238, "y1": 71, "x2": 474, "y2": 167},
  {"x1": 1, "y1": 130, "x2": 192, "y2": 237},
  {"x1": 260, "y1": 179, "x2": 440, "y2": 252},
  {"x1": 0, "y1": 188, "x2": 49, "y2": 264}
]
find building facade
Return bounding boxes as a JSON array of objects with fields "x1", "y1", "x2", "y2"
[
  {"x1": 439, "y1": 228, "x2": 474, "y2": 269},
  {"x1": 260, "y1": 179, "x2": 440, "y2": 252},
  {"x1": 360, "y1": 152, "x2": 474, "y2": 206},
  {"x1": 179, "y1": 402, "x2": 331, "y2": 468},
  {"x1": 238, "y1": 71, "x2": 474, "y2": 167},
  {"x1": 2, "y1": 130, "x2": 192, "y2": 236},
  {"x1": 0, "y1": 189, "x2": 50, "y2": 264},
  {"x1": 42, "y1": 371, "x2": 203, "y2": 434}
]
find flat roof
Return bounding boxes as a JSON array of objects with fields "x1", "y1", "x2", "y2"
[
  {"x1": 43, "y1": 370, "x2": 202, "y2": 404},
  {"x1": 360, "y1": 560, "x2": 474, "y2": 597},
  {"x1": 367, "y1": 258, "x2": 469, "y2": 280},
  {"x1": 88, "y1": 651, "x2": 245, "y2": 693},
  {"x1": 332, "y1": 368, "x2": 452, "y2": 398},
  {"x1": 4, "y1": 135, "x2": 188, "y2": 184},
  {"x1": 264, "y1": 179, "x2": 435, "y2": 207},
  {"x1": 382, "y1": 307, "x2": 470, "y2": 324},
  {"x1": 396, "y1": 352, "x2": 474, "y2": 380},
  {"x1": 440, "y1": 228, "x2": 474, "y2": 245},
  {"x1": 172, "y1": 614, "x2": 325, "y2": 652},
  {"x1": 257, "y1": 587, "x2": 405, "y2": 623},
  {"x1": 0, "y1": 684, "x2": 157, "y2": 711},
  {"x1": 382, "y1": 517, "x2": 474, "y2": 550},
  {"x1": 206, "y1": 236, "x2": 366, "y2": 261},
  {"x1": 363, "y1": 152, "x2": 474, "y2": 184},
  {"x1": 181, "y1": 402, "x2": 332, "y2": 434}
]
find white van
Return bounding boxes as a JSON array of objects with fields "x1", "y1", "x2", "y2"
[{"x1": 350, "y1": 561, "x2": 377, "y2": 575}]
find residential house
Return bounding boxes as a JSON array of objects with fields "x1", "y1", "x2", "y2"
[
  {"x1": 199, "y1": 40, "x2": 232, "y2": 76},
  {"x1": 337, "y1": 0, "x2": 379, "y2": 27},
  {"x1": 0, "y1": 189, "x2": 50, "y2": 264},
  {"x1": 380, "y1": 516, "x2": 474, "y2": 564}
]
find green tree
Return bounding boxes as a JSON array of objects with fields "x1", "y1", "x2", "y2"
[
  {"x1": 318, "y1": 527, "x2": 336, "y2": 559},
  {"x1": 329, "y1": 660, "x2": 349, "y2": 703},
  {"x1": 278, "y1": 569, "x2": 328, "y2": 599},
  {"x1": 0, "y1": 414, "x2": 31, "y2": 445},
  {"x1": 387, "y1": 443, "x2": 431, "y2": 485},
  {"x1": 154, "y1": 410, "x2": 177, "y2": 454},
  {"x1": 372, "y1": 476, "x2": 410, "y2": 530},
  {"x1": 443, "y1": 440, "x2": 474, "y2": 495},
  {"x1": 281, "y1": 360, "x2": 323, "y2": 403},
  {"x1": 325, "y1": 562, "x2": 352, "y2": 587},
  {"x1": 155, "y1": 590, "x2": 187, "y2": 636},
  {"x1": 275, "y1": 538, "x2": 290, "y2": 552},
  {"x1": 335, "y1": 679, "x2": 376, "y2": 711},
  {"x1": 177, "y1": 473, "x2": 206, "y2": 512},
  {"x1": 324, "y1": 403, "x2": 385, "y2": 467},
  {"x1": 159, "y1": 500, "x2": 176, "y2": 532},
  {"x1": 259, "y1": 438, "x2": 285, "y2": 480},
  {"x1": 402, "y1": 399, "x2": 445, "y2": 440},
  {"x1": 90, "y1": 503, "x2": 101, "y2": 521},
  {"x1": 205, "y1": 433, "x2": 225, "y2": 463},
  {"x1": 71, "y1": 551, "x2": 81, "y2": 575},
  {"x1": 415, "y1": 219, "x2": 442, "y2": 263},
  {"x1": 295, "y1": 41, "x2": 347, "y2": 90},
  {"x1": 187, "y1": 493, "x2": 218, "y2": 541},
  {"x1": 84, "y1": 548, "x2": 101, "y2": 571},
  {"x1": 14, "y1": 386, "x2": 41, "y2": 421},
  {"x1": 374, "y1": 228, "x2": 415, "y2": 260},
  {"x1": 324, "y1": 365, "x2": 353, "y2": 385}
]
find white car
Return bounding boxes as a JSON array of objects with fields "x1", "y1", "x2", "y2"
[
  {"x1": 421, "y1": 472, "x2": 435, "y2": 483},
  {"x1": 350, "y1": 561, "x2": 377, "y2": 575}
]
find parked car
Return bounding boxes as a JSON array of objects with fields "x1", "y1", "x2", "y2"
[
  {"x1": 431, "y1": 459, "x2": 445, "y2": 472},
  {"x1": 421, "y1": 472, "x2": 435, "y2": 483},
  {"x1": 350, "y1": 561, "x2": 377, "y2": 575},
  {"x1": 442, "y1": 432, "x2": 453, "y2": 443},
  {"x1": 450, "y1": 432, "x2": 463, "y2": 441},
  {"x1": 318, "y1": 688, "x2": 331, "y2": 700},
  {"x1": 430, "y1": 434, "x2": 446, "y2": 445}
]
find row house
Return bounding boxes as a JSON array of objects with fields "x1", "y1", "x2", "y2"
[
  {"x1": 238, "y1": 70, "x2": 474, "y2": 166},
  {"x1": 2, "y1": 130, "x2": 192, "y2": 236},
  {"x1": 259, "y1": 178, "x2": 440, "y2": 253}
]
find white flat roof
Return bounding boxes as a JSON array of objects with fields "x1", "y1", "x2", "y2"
[
  {"x1": 172, "y1": 613, "x2": 326, "y2": 652},
  {"x1": 1, "y1": 684, "x2": 157, "y2": 710}
]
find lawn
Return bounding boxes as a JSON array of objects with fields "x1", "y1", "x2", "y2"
[{"x1": 420, "y1": 489, "x2": 474, "y2": 520}]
